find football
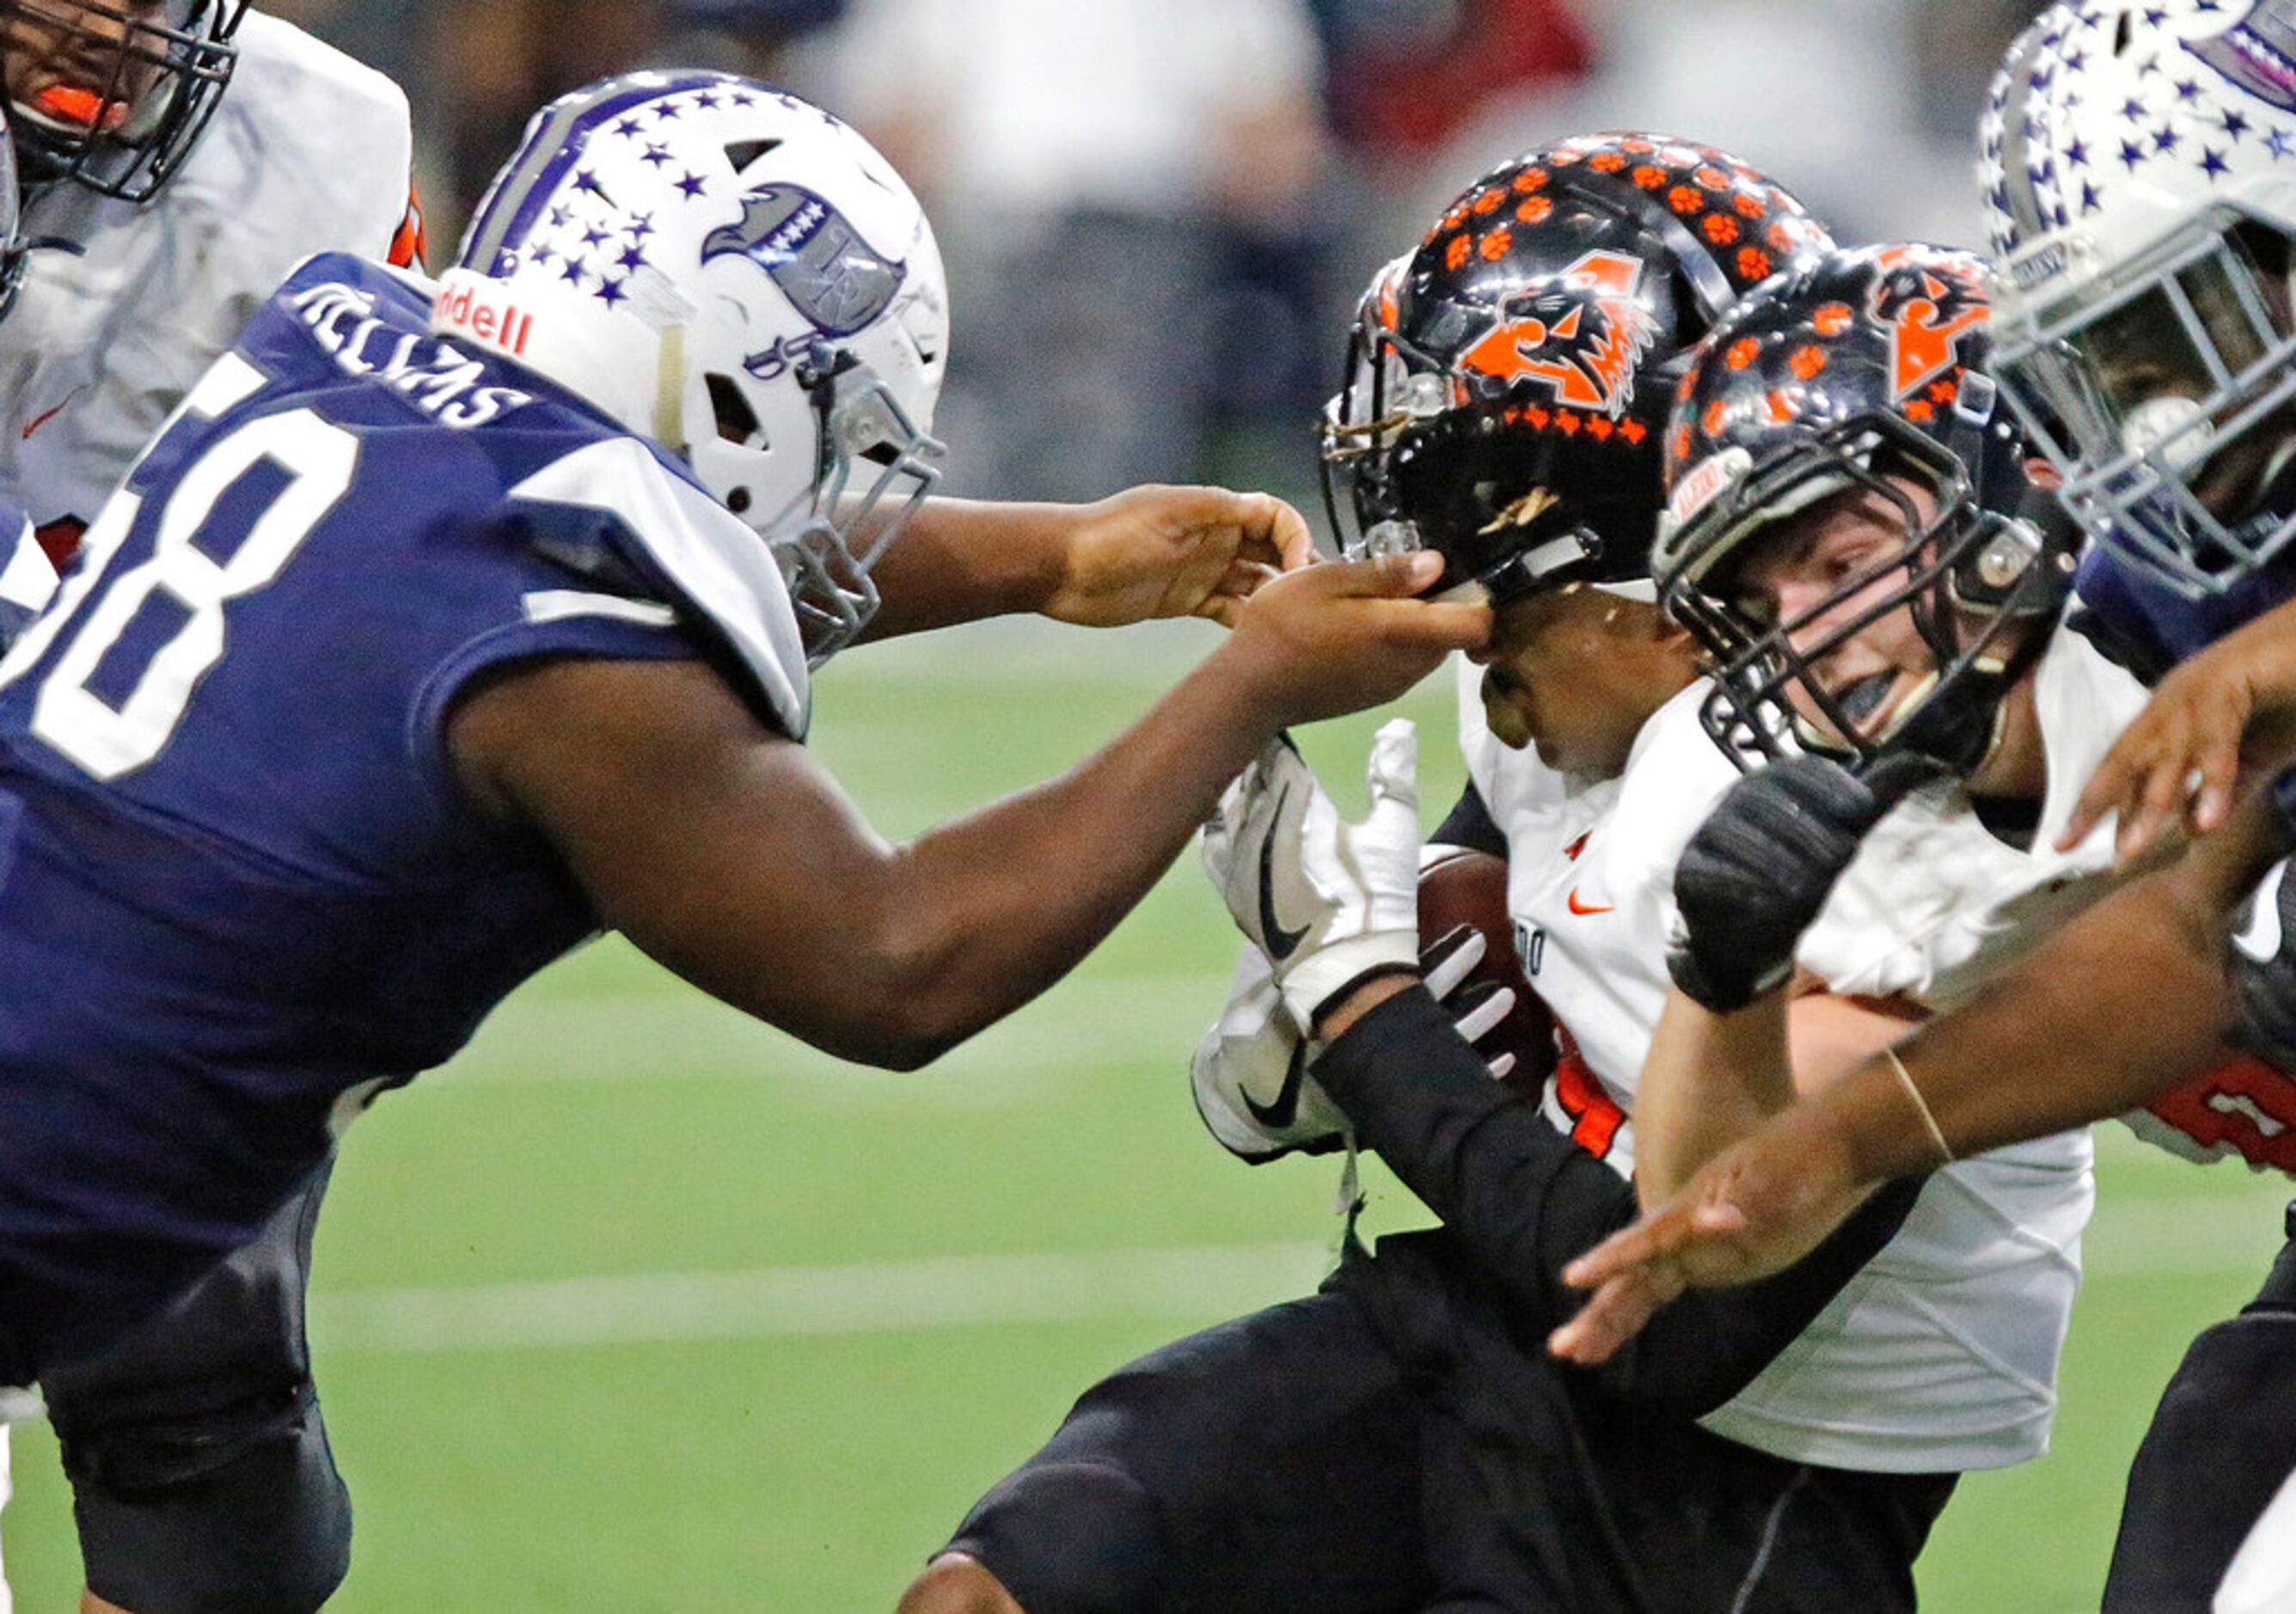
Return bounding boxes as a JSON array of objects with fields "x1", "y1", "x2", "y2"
[{"x1": 1417, "y1": 847, "x2": 1558, "y2": 1102}]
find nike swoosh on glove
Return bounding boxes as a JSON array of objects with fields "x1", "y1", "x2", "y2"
[
  {"x1": 1190, "y1": 941, "x2": 1350, "y2": 1162},
  {"x1": 1203, "y1": 721, "x2": 1423, "y2": 1033}
]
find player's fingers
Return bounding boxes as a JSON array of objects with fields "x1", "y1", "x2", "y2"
[
  {"x1": 1365, "y1": 596, "x2": 1493, "y2": 653},
  {"x1": 2059, "y1": 749, "x2": 2134, "y2": 851},
  {"x1": 2123, "y1": 725, "x2": 2196, "y2": 862},
  {"x1": 2195, "y1": 731, "x2": 2243, "y2": 835},
  {"x1": 1420, "y1": 925, "x2": 1486, "y2": 999},
  {"x1": 1368, "y1": 718, "x2": 1417, "y2": 811},
  {"x1": 1322, "y1": 550, "x2": 1445, "y2": 598},
  {"x1": 1452, "y1": 983, "x2": 1517, "y2": 1045},
  {"x1": 1547, "y1": 1266, "x2": 1681, "y2": 1365},
  {"x1": 1246, "y1": 493, "x2": 1317, "y2": 572}
]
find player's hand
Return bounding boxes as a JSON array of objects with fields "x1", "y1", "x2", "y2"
[
  {"x1": 1423, "y1": 925, "x2": 1521, "y2": 1081},
  {"x1": 1219, "y1": 552, "x2": 1491, "y2": 728},
  {"x1": 2059, "y1": 608, "x2": 2296, "y2": 862},
  {"x1": 1203, "y1": 723, "x2": 1423, "y2": 1032},
  {"x1": 1188, "y1": 941, "x2": 1350, "y2": 1160},
  {"x1": 1044, "y1": 486, "x2": 1315, "y2": 630},
  {"x1": 1548, "y1": 1103, "x2": 1874, "y2": 1365},
  {"x1": 1668, "y1": 751, "x2": 1939, "y2": 1013}
]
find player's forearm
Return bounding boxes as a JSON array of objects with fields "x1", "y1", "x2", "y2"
[
  {"x1": 854, "y1": 497, "x2": 1072, "y2": 640},
  {"x1": 1630, "y1": 991, "x2": 1792, "y2": 1208},
  {"x1": 1814, "y1": 826, "x2": 2266, "y2": 1183},
  {"x1": 837, "y1": 640, "x2": 1292, "y2": 1063}
]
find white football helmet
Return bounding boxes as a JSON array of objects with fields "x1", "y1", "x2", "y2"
[
  {"x1": 1983, "y1": 0, "x2": 2296, "y2": 596},
  {"x1": 438, "y1": 71, "x2": 947, "y2": 663}
]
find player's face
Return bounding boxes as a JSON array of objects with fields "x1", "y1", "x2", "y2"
[
  {"x1": 1472, "y1": 585, "x2": 1693, "y2": 777},
  {"x1": 1732, "y1": 475, "x2": 1988, "y2": 754},
  {"x1": 1, "y1": 0, "x2": 173, "y2": 144}
]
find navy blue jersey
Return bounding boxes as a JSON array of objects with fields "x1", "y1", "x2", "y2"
[
  {"x1": 0, "y1": 253, "x2": 810, "y2": 1378},
  {"x1": 2073, "y1": 544, "x2": 2296, "y2": 682}
]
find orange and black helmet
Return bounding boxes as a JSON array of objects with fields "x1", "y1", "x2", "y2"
[
  {"x1": 1655, "y1": 244, "x2": 2079, "y2": 770},
  {"x1": 1319, "y1": 131, "x2": 1831, "y2": 602}
]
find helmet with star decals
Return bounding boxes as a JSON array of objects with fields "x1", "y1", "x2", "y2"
[
  {"x1": 1984, "y1": 0, "x2": 2296, "y2": 598},
  {"x1": 437, "y1": 71, "x2": 948, "y2": 664}
]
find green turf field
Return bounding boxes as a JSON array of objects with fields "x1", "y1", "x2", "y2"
[{"x1": 4, "y1": 617, "x2": 2287, "y2": 1611}]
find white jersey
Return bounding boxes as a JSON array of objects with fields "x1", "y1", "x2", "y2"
[
  {"x1": 0, "y1": 12, "x2": 413, "y2": 534},
  {"x1": 1461, "y1": 629, "x2": 2150, "y2": 1472}
]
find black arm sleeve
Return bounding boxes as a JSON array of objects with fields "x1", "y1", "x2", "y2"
[
  {"x1": 1314, "y1": 985, "x2": 1926, "y2": 1418},
  {"x1": 1431, "y1": 780, "x2": 1509, "y2": 859}
]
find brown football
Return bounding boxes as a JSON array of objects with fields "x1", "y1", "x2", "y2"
[{"x1": 1417, "y1": 847, "x2": 1557, "y2": 1103}]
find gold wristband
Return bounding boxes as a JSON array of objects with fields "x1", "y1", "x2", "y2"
[{"x1": 1884, "y1": 1046, "x2": 1954, "y2": 1167}]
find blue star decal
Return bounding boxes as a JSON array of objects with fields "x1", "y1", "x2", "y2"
[
  {"x1": 2122, "y1": 97, "x2": 2148, "y2": 122},
  {"x1": 640, "y1": 142, "x2": 671, "y2": 168},
  {"x1": 651, "y1": 100, "x2": 683, "y2": 122},
  {"x1": 2063, "y1": 49, "x2": 2087, "y2": 73},
  {"x1": 549, "y1": 204, "x2": 572, "y2": 229},
  {"x1": 2272, "y1": 126, "x2": 2296, "y2": 161},
  {"x1": 2138, "y1": 50, "x2": 2163, "y2": 76},
  {"x1": 595, "y1": 278, "x2": 628, "y2": 309},
  {"x1": 2177, "y1": 78, "x2": 2203, "y2": 102},
  {"x1": 2225, "y1": 108, "x2": 2252, "y2": 140},
  {"x1": 2121, "y1": 138, "x2": 2149, "y2": 169},
  {"x1": 2082, "y1": 180, "x2": 2103, "y2": 214},
  {"x1": 582, "y1": 225, "x2": 609, "y2": 248},
  {"x1": 2201, "y1": 146, "x2": 2232, "y2": 178},
  {"x1": 560, "y1": 258, "x2": 588, "y2": 287},
  {"x1": 613, "y1": 117, "x2": 644, "y2": 138},
  {"x1": 2066, "y1": 137, "x2": 2091, "y2": 168},
  {"x1": 691, "y1": 91, "x2": 719, "y2": 111},
  {"x1": 2156, "y1": 123, "x2": 2182, "y2": 154},
  {"x1": 627, "y1": 211, "x2": 656, "y2": 238},
  {"x1": 529, "y1": 241, "x2": 556, "y2": 267},
  {"x1": 573, "y1": 169, "x2": 604, "y2": 198},
  {"x1": 730, "y1": 89, "x2": 758, "y2": 107},
  {"x1": 2143, "y1": 6, "x2": 2168, "y2": 22},
  {"x1": 618, "y1": 242, "x2": 647, "y2": 272},
  {"x1": 676, "y1": 171, "x2": 707, "y2": 198},
  {"x1": 2197, "y1": 0, "x2": 2223, "y2": 9}
]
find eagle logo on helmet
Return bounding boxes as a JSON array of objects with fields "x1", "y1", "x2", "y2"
[
  {"x1": 1458, "y1": 249, "x2": 1656, "y2": 419},
  {"x1": 2188, "y1": 2, "x2": 2296, "y2": 114},
  {"x1": 1869, "y1": 248, "x2": 1987, "y2": 403},
  {"x1": 701, "y1": 182, "x2": 907, "y2": 339}
]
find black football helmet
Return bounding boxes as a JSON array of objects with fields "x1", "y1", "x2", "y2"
[
  {"x1": 2, "y1": 0, "x2": 248, "y2": 203},
  {"x1": 1319, "y1": 132, "x2": 1834, "y2": 603},
  {"x1": 1653, "y1": 243, "x2": 2080, "y2": 773}
]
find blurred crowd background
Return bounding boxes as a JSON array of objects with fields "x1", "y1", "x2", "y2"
[{"x1": 265, "y1": 0, "x2": 2051, "y2": 508}]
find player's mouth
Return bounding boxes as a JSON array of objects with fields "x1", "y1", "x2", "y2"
[
  {"x1": 1831, "y1": 669, "x2": 1900, "y2": 726},
  {"x1": 15, "y1": 74, "x2": 133, "y2": 137}
]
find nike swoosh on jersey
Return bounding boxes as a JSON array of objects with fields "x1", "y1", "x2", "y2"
[
  {"x1": 1258, "y1": 783, "x2": 1311, "y2": 961},
  {"x1": 1244, "y1": 1038, "x2": 1312, "y2": 1128},
  {"x1": 1565, "y1": 890, "x2": 1614, "y2": 916},
  {"x1": 20, "y1": 390, "x2": 82, "y2": 441}
]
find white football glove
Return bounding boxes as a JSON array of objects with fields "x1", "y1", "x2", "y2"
[
  {"x1": 1203, "y1": 721, "x2": 1423, "y2": 1034},
  {"x1": 1189, "y1": 942, "x2": 1350, "y2": 1162}
]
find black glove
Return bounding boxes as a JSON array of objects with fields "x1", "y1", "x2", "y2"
[{"x1": 1668, "y1": 751, "x2": 1942, "y2": 1013}]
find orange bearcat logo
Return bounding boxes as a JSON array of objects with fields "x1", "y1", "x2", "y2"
[
  {"x1": 1869, "y1": 248, "x2": 1988, "y2": 403},
  {"x1": 1459, "y1": 249, "x2": 1656, "y2": 419}
]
